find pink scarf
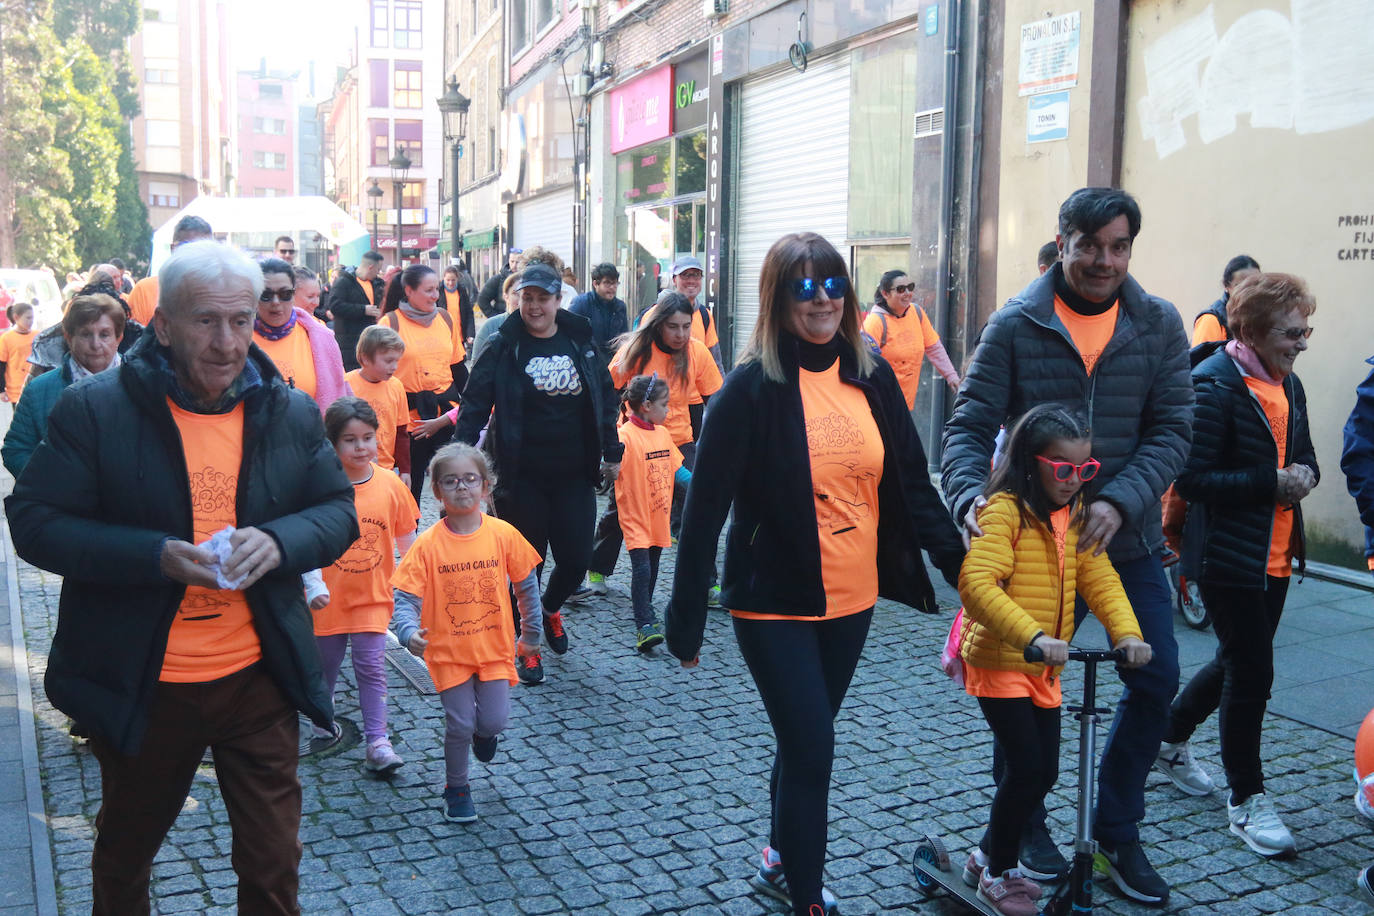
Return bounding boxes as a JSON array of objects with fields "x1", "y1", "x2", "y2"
[
  {"x1": 290, "y1": 307, "x2": 354, "y2": 414},
  {"x1": 1225, "y1": 339, "x2": 1280, "y2": 385}
]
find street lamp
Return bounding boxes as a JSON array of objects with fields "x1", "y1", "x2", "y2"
[
  {"x1": 366, "y1": 179, "x2": 384, "y2": 251},
  {"x1": 388, "y1": 146, "x2": 412, "y2": 266},
  {"x1": 436, "y1": 76, "x2": 471, "y2": 271}
]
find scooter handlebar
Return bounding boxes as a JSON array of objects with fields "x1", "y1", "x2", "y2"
[{"x1": 1022, "y1": 645, "x2": 1126, "y2": 664}]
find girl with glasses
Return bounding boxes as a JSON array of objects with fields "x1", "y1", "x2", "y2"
[
  {"x1": 863, "y1": 269, "x2": 961, "y2": 410},
  {"x1": 958, "y1": 403, "x2": 1151, "y2": 915},
  {"x1": 254, "y1": 258, "x2": 352, "y2": 414}
]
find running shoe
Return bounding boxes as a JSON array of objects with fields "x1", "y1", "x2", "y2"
[
  {"x1": 1155, "y1": 740, "x2": 1216, "y2": 796},
  {"x1": 565, "y1": 585, "x2": 596, "y2": 605},
  {"x1": 363, "y1": 737, "x2": 404, "y2": 775},
  {"x1": 747, "y1": 845, "x2": 839, "y2": 914},
  {"x1": 1358, "y1": 864, "x2": 1374, "y2": 903},
  {"x1": 517, "y1": 652, "x2": 545, "y2": 686},
  {"x1": 965, "y1": 849, "x2": 1042, "y2": 899},
  {"x1": 1018, "y1": 821, "x2": 1068, "y2": 880},
  {"x1": 976, "y1": 869, "x2": 1041, "y2": 916},
  {"x1": 544, "y1": 611, "x2": 569, "y2": 654},
  {"x1": 472, "y1": 733, "x2": 499, "y2": 763},
  {"x1": 586, "y1": 572, "x2": 608, "y2": 595},
  {"x1": 1228, "y1": 793, "x2": 1296, "y2": 858},
  {"x1": 1096, "y1": 840, "x2": 1169, "y2": 904},
  {"x1": 636, "y1": 623, "x2": 665, "y2": 652},
  {"x1": 443, "y1": 784, "x2": 477, "y2": 823},
  {"x1": 707, "y1": 585, "x2": 722, "y2": 608}
]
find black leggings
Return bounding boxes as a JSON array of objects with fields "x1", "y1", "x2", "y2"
[
  {"x1": 978, "y1": 697, "x2": 1061, "y2": 875},
  {"x1": 493, "y1": 473, "x2": 596, "y2": 615},
  {"x1": 408, "y1": 425, "x2": 455, "y2": 504},
  {"x1": 734, "y1": 609, "x2": 872, "y2": 916},
  {"x1": 628, "y1": 547, "x2": 662, "y2": 629}
]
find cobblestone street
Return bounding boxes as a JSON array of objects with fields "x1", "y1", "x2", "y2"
[{"x1": 10, "y1": 491, "x2": 1374, "y2": 914}]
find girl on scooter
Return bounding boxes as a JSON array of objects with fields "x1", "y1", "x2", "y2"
[{"x1": 957, "y1": 404, "x2": 1152, "y2": 916}]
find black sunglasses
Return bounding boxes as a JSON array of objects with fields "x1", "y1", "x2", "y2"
[
  {"x1": 889, "y1": 282, "x2": 916, "y2": 293},
  {"x1": 789, "y1": 276, "x2": 848, "y2": 302},
  {"x1": 278, "y1": 248, "x2": 296, "y2": 255},
  {"x1": 259, "y1": 288, "x2": 295, "y2": 302}
]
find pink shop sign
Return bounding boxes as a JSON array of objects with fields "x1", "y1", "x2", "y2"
[{"x1": 610, "y1": 66, "x2": 673, "y2": 154}]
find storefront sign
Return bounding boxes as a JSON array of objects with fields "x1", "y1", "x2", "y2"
[
  {"x1": 674, "y1": 51, "x2": 711, "y2": 132},
  {"x1": 1027, "y1": 90, "x2": 1070, "y2": 143},
  {"x1": 610, "y1": 66, "x2": 673, "y2": 154},
  {"x1": 1018, "y1": 11, "x2": 1080, "y2": 96},
  {"x1": 703, "y1": 44, "x2": 725, "y2": 330}
]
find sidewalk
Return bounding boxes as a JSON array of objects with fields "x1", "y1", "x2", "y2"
[{"x1": 2, "y1": 482, "x2": 1373, "y2": 913}]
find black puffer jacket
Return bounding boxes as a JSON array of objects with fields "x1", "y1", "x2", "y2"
[
  {"x1": 5, "y1": 328, "x2": 359, "y2": 755},
  {"x1": 327, "y1": 268, "x2": 384, "y2": 370},
  {"x1": 1177, "y1": 346, "x2": 1318, "y2": 587},
  {"x1": 941, "y1": 265, "x2": 1194, "y2": 563},
  {"x1": 666, "y1": 336, "x2": 966, "y2": 663}
]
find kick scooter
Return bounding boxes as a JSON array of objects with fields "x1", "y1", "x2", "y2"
[{"x1": 911, "y1": 645, "x2": 1123, "y2": 915}]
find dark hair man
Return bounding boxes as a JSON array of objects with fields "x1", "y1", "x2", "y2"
[
  {"x1": 1036, "y1": 240, "x2": 1060, "y2": 275},
  {"x1": 274, "y1": 236, "x2": 297, "y2": 263},
  {"x1": 942, "y1": 187, "x2": 1193, "y2": 905},
  {"x1": 477, "y1": 248, "x2": 522, "y2": 318},
  {"x1": 568, "y1": 262, "x2": 627, "y2": 360},
  {"x1": 325, "y1": 250, "x2": 385, "y2": 371}
]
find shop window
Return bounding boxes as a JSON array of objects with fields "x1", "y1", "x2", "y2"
[
  {"x1": 675, "y1": 130, "x2": 706, "y2": 196},
  {"x1": 395, "y1": 119, "x2": 423, "y2": 167},
  {"x1": 393, "y1": 61, "x2": 421, "y2": 109},
  {"x1": 369, "y1": 60, "x2": 388, "y2": 107},
  {"x1": 615, "y1": 139, "x2": 672, "y2": 205},
  {"x1": 394, "y1": 0, "x2": 422, "y2": 49},
  {"x1": 369, "y1": 119, "x2": 390, "y2": 166},
  {"x1": 847, "y1": 37, "x2": 917, "y2": 240},
  {"x1": 852, "y1": 244, "x2": 912, "y2": 310},
  {"x1": 370, "y1": 0, "x2": 388, "y2": 47}
]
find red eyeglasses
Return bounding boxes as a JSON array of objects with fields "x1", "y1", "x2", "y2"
[{"x1": 1036, "y1": 455, "x2": 1101, "y2": 482}]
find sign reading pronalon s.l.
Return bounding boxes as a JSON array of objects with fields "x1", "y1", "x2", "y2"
[
  {"x1": 1019, "y1": 11, "x2": 1080, "y2": 97},
  {"x1": 610, "y1": 66, "x2": 674, "y2": 155}
]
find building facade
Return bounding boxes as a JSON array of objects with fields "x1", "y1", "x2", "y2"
[{"x1": 236, "y1": 70, "x2": 297, "y2": 199}]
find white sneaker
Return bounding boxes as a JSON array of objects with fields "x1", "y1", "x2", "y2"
[
  {"x1": 1155, "y1": 741, "x2": 1215, "y2": 796},
  {"x1": 1228, "y1": 793, "x2": 1295, "y2": 857},
  {"x1": 364, "y1": 737, "x2": 404, "y2": 774}
]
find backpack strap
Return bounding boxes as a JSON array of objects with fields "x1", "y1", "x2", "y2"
[
  {"x1": 878, "y1": 311, "x2": 889, "y2": 348},
  {"x1": 698, "y1": 303, "x2": 711, "y2": 334}
]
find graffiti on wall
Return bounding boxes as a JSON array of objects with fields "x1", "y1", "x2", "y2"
[{"x1": 1137, "y1": 0, "x2": 1374, "y2": 158}]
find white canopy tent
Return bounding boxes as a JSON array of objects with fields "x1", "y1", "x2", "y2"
[{"x1": 149, "y1": 196, "x2": 373, "y2": 273}]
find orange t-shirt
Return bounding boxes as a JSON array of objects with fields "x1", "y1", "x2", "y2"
[
  {"x1": 734, "y1": 363, "x2": 884, "y2": 622},
  {"x1": 863, "y1": 306, "x2": 942, "y2": 409},
  {"x1": 1192, "y1": 312, "x2": 1227, "y2": 347},
  {"x1": 317, "y1": 466, "x2": 419, "y2": 635},
  {"x1": 127, "y1": 276, "x2": 159, "y2": 326},
  {"x1": 161, "y1": 402, "x2": 262, "y2": 683},
  {"x1": 1244, "y1": 375, "x2": 1294, "y2": 578},
  {"x1": 390, "y1": 514, "x2": 542, "y2": 689},
  {"x1": 391, "y1": 312, "x2": 466, "y2": 425},
  {"x1": 1054, "y1": 297, "x2": 1118, "y2": 375},
  {"x1": 0, "y1": 328, "x2": 35, "y2": 402},
  {"x1": 345, "y1": 370, "x2": 409, "y2": 470},
  {"x1": 254, "y1": 322, "x2": 317, "y2": 399},
  {"x1": 1049, "y1": 504, "x2": 1070, "y2": 579},
  {"x1": 615, "y1": 420, "x2": 684, "y2": 550},
  {"x1": 360, "y1": 279, "x2": 375, "y2": 306},
  {"x1": 691, "y1": 306, "x2": 719, "y2": 351},
  {"x1": 611, "y1": 339, "x2": 723, "y2": 445}
]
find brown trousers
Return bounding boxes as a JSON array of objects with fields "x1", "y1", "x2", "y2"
[{"x1": 88, "y1": 664, "x2": 302, "y2": 915}]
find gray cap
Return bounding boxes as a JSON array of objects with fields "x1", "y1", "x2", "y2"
[
  {"x1": 513, "y1": 262, "x2": 562, "y2": 295},
  {"x1": 671, "y1": 256, "x2": 703, "y2": 277}
]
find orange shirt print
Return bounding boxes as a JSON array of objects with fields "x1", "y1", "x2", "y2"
[
  {"x1": 615, "y1": 421, "x2": 684, "y2": 550},
  {"x1": 318, "y1": 467, "x2": 419, "y2": 635},
  {"x1": 1053, "y1": 297, "x2": 1119, "y2": 376}
]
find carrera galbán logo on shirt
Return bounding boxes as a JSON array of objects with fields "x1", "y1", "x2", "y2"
[{"x1": 524, "y1": 354, "x2": 583, "y2": 396}]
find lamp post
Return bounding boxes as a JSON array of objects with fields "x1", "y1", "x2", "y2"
[
  {"x1": 388, "y1": 146, "x2": 412, "y2": 266},
  {"x1": 436, "y1": 76, "x2": 471, "y2": 271},
  {"x1": 366, "y1": 179, "x2": 383, "y2": 251}
]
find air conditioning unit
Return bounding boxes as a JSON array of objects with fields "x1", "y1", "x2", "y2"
[{"x1": 703, "y1": 0, "x2": 728, "y2": 18}]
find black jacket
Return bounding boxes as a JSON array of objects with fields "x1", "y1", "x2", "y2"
[
  {"x1": 5, "y1": 328, "x2": 359, "y2": 755},
  {"x1": 455, "y1": 309, "x2": 624, "y2": 492},
  {"x1": 1177, "y1": 346, "x2": 1318, "y2": 587},
  {"x1": 567, "y1": 290, "x2": 628, "y2": 360},
  {"x1": 1196, "y1": 295, "x2": 1233, "y2": 340},
  {"x1": 665, "y1": 337, "x2": 966, "y2": 663},
  {"x1": 941, "y1": 264, "x2": 1194, "y2": 562},
  {"x1": 327, "y1": 268, "x2": 384, "y2": 370},
  {"x1": 477, "y1": 268, "x2": 511, "y2": 318},
  {"x1": 440, "y1": 284, "x2": 476, "y2": 342}
]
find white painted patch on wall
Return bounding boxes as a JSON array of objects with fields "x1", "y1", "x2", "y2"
[{"x1": 1137, "y1": 0, "x2": 1374, "y2": 159}]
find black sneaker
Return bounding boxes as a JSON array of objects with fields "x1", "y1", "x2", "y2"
[
  {"x1": 1018, "y1": 821, "x2": 1068, "y2": 880},
  {"x1": 472, "y1": 732, "x2": 499, "y2": 763},
  {"x1": 517, "y1": 652, "x2": 545, "y2": 685},
  {"x1": 443, "y1": 784, "x2": 477, "y2": 823},
  {"x1": 543, "y1": 611, "x2": 569, "y2": 655},
  {"x1": 1358, "y1": 865, "x2": 1374, "y2": 903},
  {"x1": 564, "y1": 585, "x2": 596, "y2": 605},
  {"x1": 1097, "y1": 840, "x2": 1169, "y2": 905}
]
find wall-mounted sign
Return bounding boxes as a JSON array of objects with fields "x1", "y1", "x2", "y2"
[
  {"x1": 1018, "y1": 11, "x2": 1080, "y2": 96},
  {"x1": 924, "y1": 4, "x2": 939, "y2": 36},
  {"x1": 610, "y1": 66, "x2": 674, "y2": 154},
  {"x1": 1027, "y1": 90, "x2": 1070, "y2": 142},
  {"x1": 674, "y1": 51, "x2": 711, "y2": 132}
]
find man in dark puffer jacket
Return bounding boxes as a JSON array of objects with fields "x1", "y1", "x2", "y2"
[
  {"x1": 6, "y1": 240, "x2": 358, "y2": 914},
  {"x1": 942, "y1": 188, "x2": 1193, "y2": 905}
]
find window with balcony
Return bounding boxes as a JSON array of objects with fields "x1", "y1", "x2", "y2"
[
  {"x1": 393, "y1": 61, "x2": 421, "y2": 109},
  {"x1": 395, "y1": 119, "x2": 423, "y2": 167},
  {"x1": 394, "y1": 0, "x2": 422, "y2": 49}
]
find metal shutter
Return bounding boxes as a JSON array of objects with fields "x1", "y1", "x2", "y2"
[
  {"x1": 731, "y1": 55, "x2": 852, "y2": 355},
  {"x1": 511, "y1": 186, "x2": 575, "y2": 267}
]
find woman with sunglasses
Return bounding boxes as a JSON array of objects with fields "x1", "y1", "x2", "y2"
[
  {"x1": 255, "y1": 258, "x2": 352, "y2": 414},
  {"x1": 1160, "y1": 272, "x2": 1317, "y2": 859},
  {"x1": 958, "y1": 403, "x2": 1150, "y2": 914},
  {"x1": 666, "y1": 232, "x2": 965, "y2": 916},
  {"x1": 863, "y1": 269, "x2": 960, "y2": 410}
]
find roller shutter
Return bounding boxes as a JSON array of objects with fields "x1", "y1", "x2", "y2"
[{"x1": 511, "y1": 186, "x2": 575, "y2": 267}]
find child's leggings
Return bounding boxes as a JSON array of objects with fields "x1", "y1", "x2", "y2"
[
  {"x1": 628, "y1": 546, "x2": 662, "y2": 628},
  {"x1": 978, "y1": 696, "x2": 1061, "y2": 875},
  {"x1": 440, "y1": 675, "x2": 510, "y2": 787},
  {"x1": 316, "y1": 632, "x2": 389, "y2": 742}
]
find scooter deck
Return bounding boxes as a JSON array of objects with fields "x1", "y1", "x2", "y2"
[{"x1": 911, "y1": 854, "x2": 997, "y2": 913}]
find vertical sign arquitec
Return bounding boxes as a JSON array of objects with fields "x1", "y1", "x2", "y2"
[{"x1": 1019, "y1": 11, "x2": 1081, "y2": 96}]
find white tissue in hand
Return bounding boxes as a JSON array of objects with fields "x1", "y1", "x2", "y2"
[{"x1": 200, "y1": 526, "x2": 248, "y2": 590}]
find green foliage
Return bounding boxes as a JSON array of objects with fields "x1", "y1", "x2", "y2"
[{"x1": 53, "y1": 0, "x2": 141, "y2": 54}]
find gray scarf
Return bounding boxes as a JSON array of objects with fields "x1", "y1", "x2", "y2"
[{"x1": 398, "y1": 301, "x2": 440, "y2": 327}]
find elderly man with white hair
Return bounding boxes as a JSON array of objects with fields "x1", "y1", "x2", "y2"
[{"x1": 5, "y1": 239, "x2": 358, "y2": 915}]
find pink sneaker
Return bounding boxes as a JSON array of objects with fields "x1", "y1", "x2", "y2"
[
  {"x1": 364, "y1": 737, "x2": 404, "y2": 774},
  {"x1": 962, "y1": 848, "x2": 988, "y2": 888},
  {"x1": 977, "y1": 868, "x2": 1042, "y2": 916}
]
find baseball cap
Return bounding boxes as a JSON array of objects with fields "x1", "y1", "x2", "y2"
[
  {"x1": 671, "y1": 256, "x2": 703, "y2": 277},
  {"x1": 514, "y1": 262, "x2": 562, "y2": 295}
]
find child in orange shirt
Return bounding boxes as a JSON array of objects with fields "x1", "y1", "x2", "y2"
[
  {"x1": 316, "y1": 397, "x2": 419, "y2": 774},
  {"x1": 616, "y1": 374, "x2": 692, "y2": 651},
  {"x1": 0, "y1": 302, "x2": 35, "y2": 404},
  {"x1": 345, "y1": 326, "x2": 412, "y2": 484},
  {"x1": 391, "y1": 443, "x2": 543, "y2": 823}
]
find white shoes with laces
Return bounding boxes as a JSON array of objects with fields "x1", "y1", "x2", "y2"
[{"x1": 1228, "y1": 793, "x2": 1295, "y2": 857}]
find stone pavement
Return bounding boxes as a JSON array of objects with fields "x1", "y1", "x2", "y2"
[{"x1": 4, "y1": 484, "x2": 1374, "y2": 914}]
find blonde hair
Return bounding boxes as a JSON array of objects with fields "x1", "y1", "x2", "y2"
[
  {"x1": 356, "y1": 324, "x2": 406, "y2": 362},
  {"x1": 740, "y1": 232, "x2": 875, "y2": 382}
]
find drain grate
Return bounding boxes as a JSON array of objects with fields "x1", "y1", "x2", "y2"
[{"x1": 384, "y1": 629, "x2": 436, "y2": 694}]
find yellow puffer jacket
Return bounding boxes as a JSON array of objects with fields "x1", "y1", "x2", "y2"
[{"x1": 958, "y1": 492, "x2": 1142, "y2": 676}]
